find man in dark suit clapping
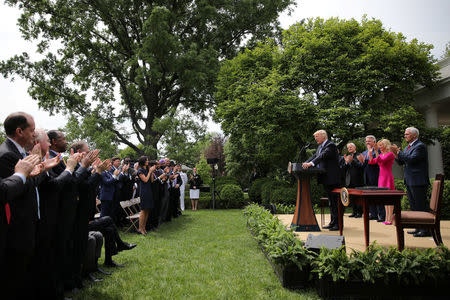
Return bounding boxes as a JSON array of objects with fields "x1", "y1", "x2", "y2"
[
  {"x1": 392, "y1": 127, "x2": 430, "y2": 237},
  {"x1": 0, "y1": 112, "x2": 61, "y2": 298},
  {"x1": 341, "y1": 142, "x2": 364, "y2": 218},
  {"x1": 302, "y1": 130, "x2": 340, "y2": 231}
]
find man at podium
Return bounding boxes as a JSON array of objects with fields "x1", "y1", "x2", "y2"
[{"x1": 302, "y1": 130, "x2": 340, "y2": 231}]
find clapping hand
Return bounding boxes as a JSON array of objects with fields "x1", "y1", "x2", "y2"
[
  {"x1": 391, "y1": 144, "x2": 400, "y2": 157},
  {"x1": 81, "y1": 149, "x2": 100, "y2": 168},
  {"x1": 344, "y1": 154, "x2": 353, "y2": 164},
  {"x1": 113, "y1": 168, "x2": 120, "y2": 177},
  {"x1": 15, "y1": 154, "x2": 41, "y2": 177},
  {"x1": 66, "y1": 154, "x2": 78, "y2": 172},
  {"x1": 30, "y1": 143, "x2": 42, "y2": 159},
  {"x1": 42, "y1": 152, "x2": 61, "y2": 171},
  {"x1": 357, "y1": 153, "x2": 364, "y2": 164}
]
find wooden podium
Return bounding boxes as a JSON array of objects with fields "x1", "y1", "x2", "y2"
[{"x1": 289, "y1": 163, "x2": 325, "y2": 232}]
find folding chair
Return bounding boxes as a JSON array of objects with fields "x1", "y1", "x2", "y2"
[{"x1": 120, "y1": 197, "x2": 141, "y2": 232}]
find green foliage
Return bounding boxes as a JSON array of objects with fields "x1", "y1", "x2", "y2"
[
  {"x1": 1, "y1": 0, "x2": 294, "y2": 155},
  {"x1": 215, "y1": 176, "x2": 239, "y2": 194},
  {"x1": 260, "y1": 180, "x2": 290, "y2": 205},
  {"x1": 195, "y1": 155, "x2": 212, "y2": 186},
  {"x1": 248, "y1": 177, "x2": 272, "y2": 203},
  {"x1": 282, "y1": 16, "x2": 439, "y2": 148},
  {"x1": 274, "y1": 203, "x2": 296, "y2": 214},
  {"x1": 265, "y1": 186, "x2": 297, "y2": 206},
  {"x1": 155, "y1": 110, "x2": 209, "y2": 165},
  {"x1": 63, "y1": 115, "x2": 119, "y2": 159},
  {"x1": 215, "y1": 16, "x2": 439, "y2": 176},
  {"x1": 118, "y1": 144, "x2": 144, "y2": 160},
  {"x1": 245, "y1": 204, "x2": 450, "y2": 288},
  {"x1": 244, "y1": 204, "x2": 315, "y2": 271},
  {"x1": 442, "y1": 41, "x2": 450, "y2": 59},
  {"x1": 215, "y1": 41, "x2": 319, "y2": 174},
  {"x1": 219, "y1": 184, "x2": 245, "y2": 209},
  {"x1": 0, "y1": 124, "x2": 5, "y2": 145}
]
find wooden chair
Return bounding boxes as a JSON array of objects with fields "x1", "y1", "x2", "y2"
[
  {"x1": 395, "y1": 174, "x2": 445, "y2": 247},
  {"x1": 120, "y1": 197, "x2": 141, "y2": 232}
]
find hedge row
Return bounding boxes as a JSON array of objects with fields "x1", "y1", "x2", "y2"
[
  {"x1": 248, "y1": 177, "x2": 325, "y2": 207},
  {"x1": 244, "y1": 204, "x2": 450, "y2": 291}
]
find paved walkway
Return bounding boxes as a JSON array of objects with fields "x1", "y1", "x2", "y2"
[{"x1": 277, "y1": 213, "x2": 450, "y2": 252}]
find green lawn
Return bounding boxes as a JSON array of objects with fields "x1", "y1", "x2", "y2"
[{"x1": 74, "y1": 209, "x2": 319, "y2": 299}]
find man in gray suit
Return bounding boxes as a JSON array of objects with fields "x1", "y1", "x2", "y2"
[{"x1": 392, "y1": 127, "x2": 430, "y2": 237}]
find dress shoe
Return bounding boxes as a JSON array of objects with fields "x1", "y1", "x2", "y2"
[
  {"x1": 413, "y1": 231, "x2": 432, "y2": 237},
  {"x1": 104, "y1": 260, "x2": 125, "y2": 268},
  {"x1": 348, "y1": 213, "x2": 356, "y2": 218},
  {"x1": 117, "y1": 242, "x2": 137, "y2": 252},
  {"x1": 322, "y1": 224, "x2": 335, "y2": 229},
  {"x1": 407, "y1": 229, "x2": 419, "y2": 234},
  {"x1": 88, "y1": 273, "x2": 103, "y2": 282},
  {"x1": 377, "y1": 218, "x2": 385, "y2": 222},
  {"x1": 369, "y1": 215, "x2": 378, "y2": 220},
  {"x1": 96, "y1": 267, "x2": 111, "y2": 275},
  {"x1": 354, "y1": 214, "x2": 362, "y2": 218},
  {"x1": 329, "y1": 226, "x2": 339, "y2": 231}
]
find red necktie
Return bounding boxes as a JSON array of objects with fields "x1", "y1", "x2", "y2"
[{"x1": 407, "y1": 145, "x2": 411, "y2": 151}]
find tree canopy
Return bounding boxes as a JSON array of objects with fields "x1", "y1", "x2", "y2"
[
  {"x1": 214, "y1": 16, "x2": 439, "y2": 173},
  {"x1": 1, "y1": 0, "x2": 294, "y2": 157}
]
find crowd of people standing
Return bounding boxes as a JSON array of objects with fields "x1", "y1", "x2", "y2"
[
  {"x1": 303, "y1": 128, "x2": 432, "y2": 238},
  {"x1": 0, "y1": 111, "x2": 204, "y2": 299}
]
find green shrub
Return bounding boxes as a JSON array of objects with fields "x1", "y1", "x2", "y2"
[
  {"x1": 248, "y1": 177, "x2": 272, "y2": 203},
  {"x1": 243, "y1": 204, "x2": 315, "y2": 271},
  {"x1": 219, "y1": 184, "x2": 245, "y2": 208},
  {"x1": 261, "y1": 180, "x2": 290, "y2": 205},
  {"x1": 274, "y1": 203, "x2": 296, "y2": 214},
  {"x1": 268, "y1": 187, "x2": 297, "y2": 205},
  {"x1": 215, "y1": 176, "x2": 239, "y2": 193}
]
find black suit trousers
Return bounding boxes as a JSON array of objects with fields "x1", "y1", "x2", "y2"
[
  {"x1": 407, "y1": 185, "x2": 428, "y2": 212},
  {"x1": 324, "y1": 184, "x2": 338, "y2": 226},
  {"x1": 88, "y1": 216, "x2": 122, "y2": 261}
]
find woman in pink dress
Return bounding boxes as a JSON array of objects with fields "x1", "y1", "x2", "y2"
[{"x1": 368, "y1": 139, "x2": 395, "y2": 224}]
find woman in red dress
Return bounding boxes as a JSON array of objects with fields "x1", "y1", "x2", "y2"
[{"x1": 368, "y1": 139, "x2": 395, "y2": 224}]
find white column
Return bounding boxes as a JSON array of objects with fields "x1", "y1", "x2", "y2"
[{"x1": 425, "y1": 105, "x2": 444, "y2": 177}]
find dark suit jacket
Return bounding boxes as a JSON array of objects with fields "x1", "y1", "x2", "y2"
[
  {"x1": 307, "y1": 140, "x2": 340, "y2": 186},
  {"x1": 38, "y1": 169, "x2": 73, "y2": 226},
  {"x1": 0, "y1": 175, "x2": 26, "y2": 265},
  {"x1": 360, "y1": 149, "x2": 380, "y2": 186},
  {"x1": 0, "y1": 139, "x2": 42, "y2": 255},
  {"x1": 397, "y1": 140, "x2": 429, "y2": 186},
  {"x1": 340, "y1": 153, "x2": 364, "y2": 188},
  {"x1": 99, "y1": 171, "x2": 117, "y2": 201}
]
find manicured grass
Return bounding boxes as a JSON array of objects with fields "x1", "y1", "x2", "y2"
[{"x1": 74, "y1": 209, "x2": 319, "y2": 299}]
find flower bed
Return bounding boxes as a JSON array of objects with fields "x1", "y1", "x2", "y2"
[{"x1": 244, "y1": 204, "x2": 450, "y2": 299}]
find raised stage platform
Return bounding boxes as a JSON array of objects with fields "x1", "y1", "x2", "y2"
[{"x1": 277, "y1": 213, "x2": 450, "y2": 252}]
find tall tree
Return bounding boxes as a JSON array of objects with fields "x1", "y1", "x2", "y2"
[
  {"x1": 281, "y1": 16, "x2": 439, "y2": 147},
  {"x1": 215, "y1": 41, "x2": 319, "y2": 174},
  {"x1": 215, "y1": 17, "x2": 439, "y2": 174},
  {"x1": 155, "y1": 110, "x2": 209, "y2": 166},
  {"x1": 63, "y1": 115, "x2": 119, "y2": 159},
  {"x1": 0, "y1": 0, "x2": 294, "y2": 157},
  {"x1": 203, "y1": 134, "x2": 226, "y2": 175}
]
